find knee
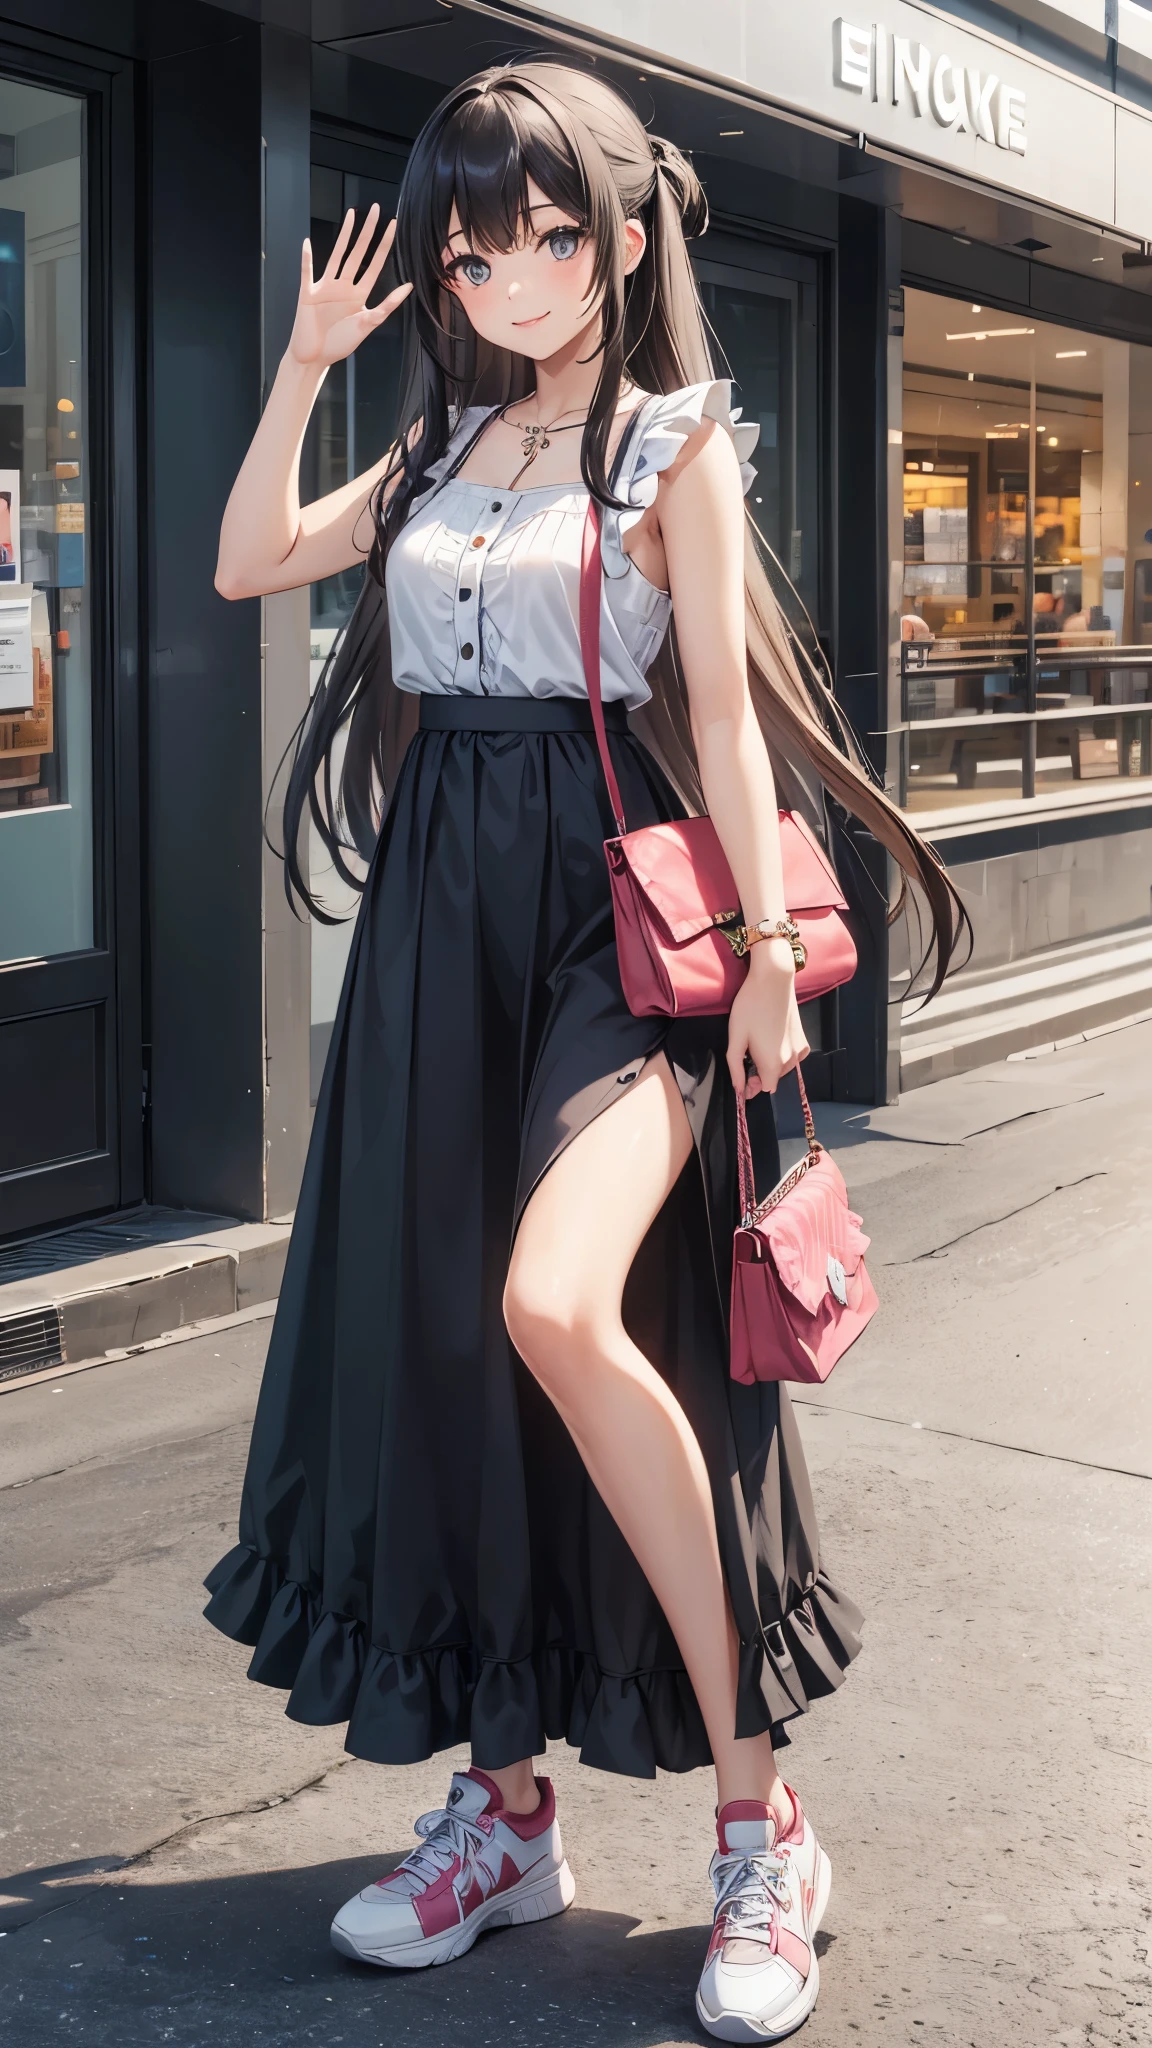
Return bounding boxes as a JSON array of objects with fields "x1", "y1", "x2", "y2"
[{"x1": 502, "y1": 1268, "x2": 603, "y2": 1397}]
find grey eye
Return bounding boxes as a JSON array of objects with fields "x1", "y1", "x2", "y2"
[
  {"x1": 456, "y1": 255, "x2": 491, "y2": 287},
  {"x1": 546, "y1": 228, "x2": 581, "y2": 261}
]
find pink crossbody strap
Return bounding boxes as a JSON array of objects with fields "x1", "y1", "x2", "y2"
[
  {"x1": 736, "y1": 1069, "x2": 820, "y2": 1223},
  {"x1": 579, "y1": 496, "x2": 627, "y2": 838}
]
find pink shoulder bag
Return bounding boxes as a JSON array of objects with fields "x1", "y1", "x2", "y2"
[
  {"x1": 578, "y1": 497, "x2": 857, "y2": 1019},
  {"x1": 578, "y1": 491, "x2": 876, "y2": 1384},
  {"x1": 731, "y1": 1073, "x2": 878, "y2": 1385}
]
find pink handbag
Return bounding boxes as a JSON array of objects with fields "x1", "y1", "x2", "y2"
[
  {"x1": 730, "y1": 1072, "x2": 878, "y2": 1385},
  {"x1": 579, "y1": 499, "x2": 857, "y2": 1018}
]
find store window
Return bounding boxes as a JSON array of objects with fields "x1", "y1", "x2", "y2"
[
  {"x1": 899, "y1": 287, "x2": 1152, "y2": 811},
  {"x1": 0, "y1": 77, "x2": 90, "y2": 959}
]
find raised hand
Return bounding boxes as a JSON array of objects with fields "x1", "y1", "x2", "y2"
[{"x1": 288, "y1": 205, "x2": 413, "y2": 371}]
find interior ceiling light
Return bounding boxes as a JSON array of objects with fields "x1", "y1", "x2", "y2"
[
  {"x1": 971, "y1": 304, "x2": 981, "y2": 312},
  {"x1": 1055, "y1": 349, "x2": 1087, "y2": 358},
  {"x1": 986, "y1": 430, "x2": 1018, "y2": 438},
  {"x1": 1048, "y1": 437, "x2": 1059, "y2": 446},
  {"x1": 945, "y1": 327, "x2": 1034, "y2": 341}
]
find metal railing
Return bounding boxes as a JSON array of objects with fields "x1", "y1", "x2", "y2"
[{"x1": 896, "y1": 639, "x2": 1152, "y2": 804}]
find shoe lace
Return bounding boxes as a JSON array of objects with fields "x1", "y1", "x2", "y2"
[
  {"x1": 384, "y1": 1806, "x2": 490, "y2": 1893},
  {"x1": 713, "y1": 1845, "x2": 792, "y2": 1948}
]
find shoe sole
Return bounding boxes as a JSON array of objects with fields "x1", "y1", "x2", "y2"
[
  {"x1": 694, "y1": 1847, "x2": 832, "y2": 2045},
  {"x1": 330, "y1": 1857, "x2": 576, "y2": 1969}
]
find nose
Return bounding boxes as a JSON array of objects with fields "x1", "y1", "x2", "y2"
[{"x1": 507, "y1": 277, "x2": 523, "y2": 301}]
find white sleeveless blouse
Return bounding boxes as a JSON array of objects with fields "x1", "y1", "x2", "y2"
[{"x1": 385, "y1": 380, "x2": 758, "y2": 710}]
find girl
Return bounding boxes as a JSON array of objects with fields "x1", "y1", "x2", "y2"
[{"x1": 206, "y1": 61, "x2": 962, "y2": 2042}]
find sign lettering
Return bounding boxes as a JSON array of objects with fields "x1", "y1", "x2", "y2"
[{"x1": 834, "y1": 18, "x2": 1027, "y2": 154}]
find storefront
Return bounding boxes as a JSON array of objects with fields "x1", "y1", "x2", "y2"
[{"x1": 3, "y1": 0, "x2": 1152, "y2": 1249}]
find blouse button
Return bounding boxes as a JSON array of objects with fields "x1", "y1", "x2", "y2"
[
  {"x1": 471, "y1": 535, "x2": 485, "y2": 549},
  {"x1": 490, "y1": 500, "x2": 503, "y2": 512},
  {"x1": 460, "y1": 588, "x2": 472, "y2": 600},
  {"x1": 460, "y1": 642, "x2": 475, "y2": 660}
]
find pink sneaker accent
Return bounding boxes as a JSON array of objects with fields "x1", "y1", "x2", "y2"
[
  {"x1": 696, "y1": 1788, "x2": 831, "y2": 2043},
  {"x1": 330, "y1": 1767, "x2": 575, "y2": 1969}
]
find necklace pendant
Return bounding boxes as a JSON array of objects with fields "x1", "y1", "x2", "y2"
[
  {"x1": 520, "y1": 437, "x2": 536, "y2": 460},
  {"x1": 539, "y1": 435, "x2": 550, "y2": 451}
]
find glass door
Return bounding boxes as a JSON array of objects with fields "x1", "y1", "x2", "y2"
[
  {"x1": 695, "y1": 239, "x2": 826, "y2": 638},
  {"x1": 0, "y1": 62, "x2": 133, "y2": 1238}
]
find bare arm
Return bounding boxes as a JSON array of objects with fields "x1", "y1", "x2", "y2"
[
  {"x1": 215, "y1": 206, "x2": 413, "y2": 601},
  {"x1": 654, "y1": 421, "x2": 809, "y2": 1098}
]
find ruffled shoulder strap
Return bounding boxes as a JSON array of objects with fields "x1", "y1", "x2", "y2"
[{"x1": 602, "y1": 379, "x2": 759, "y2": 578}]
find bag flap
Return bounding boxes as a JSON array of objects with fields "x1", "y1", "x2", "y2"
[
  {"x1": 779, "y1": 812, "x2": 850, "y2": 913},
  {"x1": 612, "y1": 818, "x2": 740, "y2": 945},
  {"x1": 754, "y1": 1154, "x2": 871, "y2": 1315},
  {"x1": 610, "y1": 811, "x2": 847, "y2": 946}
]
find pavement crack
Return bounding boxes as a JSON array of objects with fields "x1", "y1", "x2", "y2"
[
  {"x1": 794, "y1": 1400, "x2": 1152, "y2": 1482},
  {"x1": 0, "y1": 1758, "x2": 350, "y2": 1935},
  {"x1": 0, "y1": 1420, "x2": 248, "y2": 1497},
  {"x1": 117, "y1": 1755, "x2": 352, "y2": 1871},
  {"x1": 887, "y1": 1171, "x2": 1108, "y2": 1263}
]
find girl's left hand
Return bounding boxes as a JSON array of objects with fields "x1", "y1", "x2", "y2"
[{"x1": 726, "y1": 945, "x2": 810, "y2": 1098}]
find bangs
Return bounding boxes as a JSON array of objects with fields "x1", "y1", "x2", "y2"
[{"x1": 432, "y1": 89, "x2": 591, "y2": 267}]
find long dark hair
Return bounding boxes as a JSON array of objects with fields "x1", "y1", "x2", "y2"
[{"x1": 282, "y1": 60, "x2": 968, "y2": 991}]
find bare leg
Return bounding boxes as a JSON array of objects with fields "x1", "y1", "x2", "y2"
[
  {"x1": 483, "y1": 1760, "x2": 541, "y2": 1814},
  {"x1": 501, "y1": 1054, "x2": 790, "y2": 1822}
]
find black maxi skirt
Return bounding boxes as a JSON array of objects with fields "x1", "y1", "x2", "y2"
[{"x1": 204, "y1": 696, "x2": 862, "y2": 1778}]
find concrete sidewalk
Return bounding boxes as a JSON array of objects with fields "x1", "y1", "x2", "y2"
[{"x1": 1, "y1": 1027, "x2": 1150, "y2": 2046}]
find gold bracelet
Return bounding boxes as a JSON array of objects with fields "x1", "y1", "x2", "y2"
[{"x1": 725, "y1": 917, "x2": 807, "y2": 970}]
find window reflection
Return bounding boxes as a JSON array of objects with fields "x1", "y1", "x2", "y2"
[{"x1": 900, "y1": 289, "x2": 1152, "y2": 810}]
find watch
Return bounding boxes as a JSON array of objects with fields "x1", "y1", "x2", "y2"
[{"x1": 725, "y1": 916, "x2": 808, "y2": 970}]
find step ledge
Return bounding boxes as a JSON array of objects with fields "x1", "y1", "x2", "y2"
[
  {"x1": 900, "y1": 996, "x2": 1152, "y2": 1088},
  {"x1": 0, "y1": 1225, "x2": 292, "y2": 1372},
  {"x1": 901, "y1": 938, "x2": 1152, "y2": 1030},
  {"x1": 902, "y1": 968, "x2": 1152, "y2": 1059},
  {"x1": 0, "y1": 1223, "x2": 292, "y2": 1318},
  {"x1": 0, "y1": 1298, "x2": 278, "y2": 1395}
]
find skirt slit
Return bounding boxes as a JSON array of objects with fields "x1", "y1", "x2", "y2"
[{"x1": 203, "y1": 698, "x2": 862, "y2": 1779}]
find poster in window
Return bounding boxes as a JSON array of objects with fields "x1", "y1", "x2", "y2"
[{"x1": 0, "y1": 469, "x2": 19, "y2": 582}]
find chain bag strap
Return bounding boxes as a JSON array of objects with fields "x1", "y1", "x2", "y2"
[{"x1": 735, "y1": 1071, "x2": 820, "y2": 1229}]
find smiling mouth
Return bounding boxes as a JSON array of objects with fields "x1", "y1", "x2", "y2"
[{"x1": 512, "y1": 311, "x2": 549, "y2": 327}]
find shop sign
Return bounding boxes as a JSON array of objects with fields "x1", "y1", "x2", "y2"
[
  {"x1": 529, "y1": 0, "x2": 1150, "y2": 239},
  {"x1": 834, "y1": 19, "x2": 1026, "y2": 154}
]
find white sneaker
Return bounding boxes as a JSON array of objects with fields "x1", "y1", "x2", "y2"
[
  {"x1": 330, "y1": 1766, "x2": 575, "y2": 1969},
  {"x1": 695, "y1": 1789, "x2": 831, "y2": 2043}
]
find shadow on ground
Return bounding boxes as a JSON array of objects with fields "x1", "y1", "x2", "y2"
[{"x1": 0, "y1": 1851, "x2": 820, "y2": 2048}]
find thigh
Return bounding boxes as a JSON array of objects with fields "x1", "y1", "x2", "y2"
[{"x1": 508, "y1": 1051, "x2": 694, "y2": 1322}]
